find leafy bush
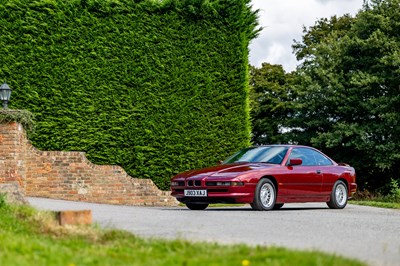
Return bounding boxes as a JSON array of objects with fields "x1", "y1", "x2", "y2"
[
  {"x1": 353, "y1": 178, "x2": 400, "y2": 203},
  {"x1": 387, "y1": 179, "x2": 400, "y2": 202},
  {"x1": 0, "y1": 0, "x2": 259, "y2": 189},
  {"x1": 0, "y1": 109, "x2": 35, "y2": 134}
]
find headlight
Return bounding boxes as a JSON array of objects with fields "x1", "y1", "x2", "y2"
[
  {"x1": 171, "y1": 181, "x2": 180, "y2": 186},
  {"x1": 216, "y1": 181, "x2": 244, "y2": 186}
]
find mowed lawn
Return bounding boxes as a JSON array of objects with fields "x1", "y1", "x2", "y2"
[{"x1": 0, "y1": 201, "x2": 366, "y2": 266}]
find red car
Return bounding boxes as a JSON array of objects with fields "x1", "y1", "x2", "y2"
[{"x1": 171, "y1": 145, "x2": 357, "y2": 211}]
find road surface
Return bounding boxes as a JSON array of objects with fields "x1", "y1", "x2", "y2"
[{"x1": 28, "y1": 197, "x2": 400, "y2": 266}]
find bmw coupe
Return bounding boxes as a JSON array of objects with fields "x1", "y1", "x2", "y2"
[{"x1": 170, "y1": 145, "x2": 357, "y2": 211}]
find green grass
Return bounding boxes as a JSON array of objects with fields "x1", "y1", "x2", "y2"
[
  {"x1": 0, "y1": 202, "x2": 366, "y2": 266},
  {"x1": 350, "y1": 183, "x2": 400, "y2": 209},
  {"x1": 350, "y1": 200, "x2": 400, "y2": 209}
]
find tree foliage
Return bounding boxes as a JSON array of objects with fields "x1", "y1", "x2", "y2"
[
  {"x1": 249, "y1": 63, "x2": 297, "y2": 145},
  {"x1": 0, "y1": 0, "x2": 259, "y2": 190},
  {"x1": 292, "y1": 0, "x2": 400, "y2": 190},
  {"x1": 250, "y1": 0, "x2": 400, "y2": 191}
]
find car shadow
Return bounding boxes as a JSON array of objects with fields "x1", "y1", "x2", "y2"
[
  {"x1": 210, "y1": 203, "x2": 330, "y2": 211},
  {"x1": 274, "y1": 207, "x2": 329, "y2": 211},
  {"x1": 162, "y1": 205, "x2": 329, "y2": 212},
  {"x1": 203, "y1": 207, "x2": 329, "y2": 212}
]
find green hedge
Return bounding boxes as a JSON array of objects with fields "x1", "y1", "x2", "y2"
[{"x1": 0, "y1": 0, "x2": 258, "y2": 190}]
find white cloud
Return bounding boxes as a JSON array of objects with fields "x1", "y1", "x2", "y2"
[{"x1": 249, "y1": 0, "x2": 364, "y2": 72}]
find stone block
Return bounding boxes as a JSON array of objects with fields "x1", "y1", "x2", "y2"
[{"x1": 57, "y1": 210, "x2": 92, "y2": 226}]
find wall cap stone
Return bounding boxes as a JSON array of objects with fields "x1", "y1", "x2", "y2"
[{"x1": 0, "y1": 183, "x2": 28, "y2": 205}]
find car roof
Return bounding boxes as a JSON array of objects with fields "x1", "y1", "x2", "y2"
[{"x1": 252, "y1": 144, "x2": 314, "y2": 148}]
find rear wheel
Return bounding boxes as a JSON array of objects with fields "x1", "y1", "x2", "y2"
[
  {"x1": 185, "y1": 203, "x2": 209, "y2": 210},
  {"x1": 327, "y1": 180, "x2": 348, "y2": 209},
  {"x1": 251, "y1": 179, "x2": 277, "y2": 211}
]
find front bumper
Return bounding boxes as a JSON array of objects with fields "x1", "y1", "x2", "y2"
[{"x1": 171, "y1": 186, "x2": 254, "y2": 204}]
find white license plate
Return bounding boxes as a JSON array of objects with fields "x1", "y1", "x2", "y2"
[{"x1": 184, "y1": 189, "x2": 207, "y2": 197}]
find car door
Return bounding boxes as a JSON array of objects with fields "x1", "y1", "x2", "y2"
[
  {"x1": 284, "y1": 147, "x2": 324, "y2": 198},
  {"x1": 311, "y1": 150, "x2": 337, "y2": 196}
]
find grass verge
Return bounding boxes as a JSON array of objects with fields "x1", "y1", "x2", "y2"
[
  {"x1": 350, "y1": 200, "x2": 400, "y2": 209},
  {"x1": 0, "y1": 202, "x2": 366, "y2": 266}
]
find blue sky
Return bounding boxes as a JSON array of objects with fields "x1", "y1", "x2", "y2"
[{"x1": 249, "y1": 0, "x2": 364, "y2": 72}]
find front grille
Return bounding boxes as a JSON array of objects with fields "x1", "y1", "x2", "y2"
[{"x1": 187, "y1": 180, "x2": 202, "y2": 187}]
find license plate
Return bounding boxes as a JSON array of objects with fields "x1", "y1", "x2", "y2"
[{"x1": 184, "y1": 189, "x2": 207, "y2": 197}]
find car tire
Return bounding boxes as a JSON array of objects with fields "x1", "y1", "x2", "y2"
[
  {"x1": 327, "y1": 180, "x2": 348, "y2": 209},
  {"x1": 273, "y1": 203, "x2": 284, "y2": 210},
  {"x1": 185, "y1": 203, "x2": 209, "y2": 210},
  {"x1": 251, "y1": 179, "x2": 277, "y2": 211}
]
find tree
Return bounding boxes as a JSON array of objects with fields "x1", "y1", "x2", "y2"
[
  {"x1": 249, "y1": 63, "x2": 297, "y2": 144},
  {"x1": 292, "y1": 0, "x2": 400, "y2": 190}
]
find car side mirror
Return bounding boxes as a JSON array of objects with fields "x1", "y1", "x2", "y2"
[{"x1": 289, "y1": 158, "x2": 302, "y2": 166}]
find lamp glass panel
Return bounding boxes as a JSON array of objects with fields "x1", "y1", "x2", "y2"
[{"x1": 0, "y1": 89, "x2": 11, "y2": 101}]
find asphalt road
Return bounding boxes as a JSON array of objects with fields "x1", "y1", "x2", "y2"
[{"x1": 28, "y1": 197, "x2": 400, "y2": 266}]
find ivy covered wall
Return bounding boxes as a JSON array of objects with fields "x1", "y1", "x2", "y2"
[{"x1": 0, "y1": 0, "x2": 259, "y2": 189}]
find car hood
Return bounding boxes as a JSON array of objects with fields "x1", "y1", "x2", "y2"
[{"x1": 176, "y1": 162, "x2": 276, "y2": 179}]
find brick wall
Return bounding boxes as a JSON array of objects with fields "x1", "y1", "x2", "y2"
[{"x1": 0, "y1": 122, "x2": 177, "y2": 206}]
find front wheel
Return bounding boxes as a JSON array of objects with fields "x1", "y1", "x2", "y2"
[
  {"x1": 185, "y1": 203, "x2": 209, "y2": 210},
  {"x1": 251, "y1": 179, "x2": 277, "y2": 211},
  {"x1": 327, "y1": 180, "x2": 348, "y2": 209}
]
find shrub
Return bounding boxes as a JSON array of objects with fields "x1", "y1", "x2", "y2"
[
  {"x1": 387, "y1": 179, "x2": 400, "y2": 202},
  {"x1": 0, "y1": 109, "x2": 35, "y2": 135}
]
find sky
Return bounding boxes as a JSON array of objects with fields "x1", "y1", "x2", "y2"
[{"x1": 249, "y1": 0, "x2": 365, "y2": 72}]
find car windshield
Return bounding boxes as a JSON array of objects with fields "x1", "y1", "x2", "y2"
[{"x1": 223, "y1": 146, "x2": 289, "y2": 165}]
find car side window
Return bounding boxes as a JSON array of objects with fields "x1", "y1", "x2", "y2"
[
  {"x1": 312, "y1": 150, "x2": 334, "y2": 166},
  {"x1": 288, "y1": 148, "x2": 333, "y2": 166},
  {"x1": 288, "y1": 148, "x2": 309, "y2": 165}
]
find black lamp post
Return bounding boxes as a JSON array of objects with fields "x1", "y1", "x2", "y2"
[{"x1": 0, "y1": 81, "x2": 12, "y2": 109}]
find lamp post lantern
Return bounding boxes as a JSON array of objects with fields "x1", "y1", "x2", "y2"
[{"x1": 0, "y1": 81, "x2": 12, "y2": 109}]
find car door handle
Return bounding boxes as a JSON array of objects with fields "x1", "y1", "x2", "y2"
[{"x1": 316, "y1": 170, "x2": 321, "y2": 174}]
